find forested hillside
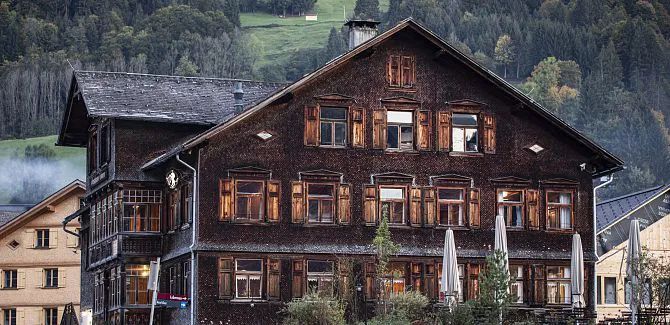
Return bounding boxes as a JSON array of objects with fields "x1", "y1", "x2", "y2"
[{"x1": 0, "y1": 0, "x2": 668, "y2": 199}]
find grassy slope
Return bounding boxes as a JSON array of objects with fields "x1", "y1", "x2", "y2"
[
  {"x1": 0, "y1": 135, "x2": 84, "y2": 159},
  {"x1": 243, "y1": 0, "x2": 389, "y2": 67}
]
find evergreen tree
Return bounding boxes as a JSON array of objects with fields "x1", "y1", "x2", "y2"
[
  {"x1": 175, "y1": 54, "x2": 199, "y2": 76},
  {"x1": 353, "y1": 0, "x2": 379, "y2": 20},
  {"x1": 324, "y1": 27, "x2": 346, "y2": 60}
]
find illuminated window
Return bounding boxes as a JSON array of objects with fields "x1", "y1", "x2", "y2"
[{"x1": 126, "y1": 264, "x2": 150, "y2": 305}]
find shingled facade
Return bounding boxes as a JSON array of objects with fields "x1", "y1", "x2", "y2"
[{"x1": 59, "y1": 19, "x2": 623, "y2": 324}]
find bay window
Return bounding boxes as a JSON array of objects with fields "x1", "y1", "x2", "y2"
[
  {"x1": 126, "y1": 264, "x2": 150, "y2": 305},
  {"x1": 437, "y1": 188, "x2": 465, "y2": 226},
  {"x1": 452, "y1": 113, "x2": 478, "y2": 152},
  {"x1": 497, "y1": 190, "x2": 524, "y2": 228},
  {"x1": 380, "y1": 187, "x2": 406, "y2": 224},
  {"x1": 122, "y1": 190, "x2": 161, "y2": 232},
  {"x1": 307, "y1": 183, "x2": 335, "y2": 223},
  {"x1": 546, "y1": 191, "x2": 573, "y2": 230}
]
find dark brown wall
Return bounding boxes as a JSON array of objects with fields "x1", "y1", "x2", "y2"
[{"x1": 195, "y1": 28, "x2": 596, "y2": 259}]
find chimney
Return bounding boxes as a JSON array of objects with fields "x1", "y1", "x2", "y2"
[
  {"x1": 233, "y1": 81, "x2": 244, "y2": 114},
  {"x1": 345, "y1": 19, "x2": 380, "y2": 50}
]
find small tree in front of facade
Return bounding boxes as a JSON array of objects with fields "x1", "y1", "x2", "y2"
[
  {"x1": 373, "y1": 212, "x2": 399, "y2": 316},
  {"x1": 474, "y1": 250, "x2": 513, "y2": 324}
]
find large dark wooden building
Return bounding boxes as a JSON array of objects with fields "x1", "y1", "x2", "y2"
[{"x1": 59, "y1": 19, "x2": 623, "y2": 324}]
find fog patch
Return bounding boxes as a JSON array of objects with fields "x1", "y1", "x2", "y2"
[{"x1": 0, "y1": 156, "x2": 85, "y2": 204}]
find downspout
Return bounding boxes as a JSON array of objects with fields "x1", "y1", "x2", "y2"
[
  {"x1": 176, "y1": 152, "x2": 198, "y2": 325},
  {"x1": 593, "y1": 174, "x2": 614, "y2": 311}
]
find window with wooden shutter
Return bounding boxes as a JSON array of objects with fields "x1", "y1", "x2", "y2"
[
  {"x1": 363, "y1": 185, "x2": 378, "y2": 225},
  {"x1": 372, "y1": 109, "x2": 387, "y2": 149},
  {"x1": 292, "y1": 260, "x2": 304, "y2": 298},
  {"x1": 437, "y1": 111, "x2": 451, "y2": 151},
  {"x1": 411, "y1": 262, "x2": 423, "y2": 292},
  {"x1": 416, "y1": 110, "x2": 432, "y2": 151},
  {"x1": 219, "y1": 179, "x2": 233, "y2": 221},
  {"x1": 526, "y1": 189, "x2": 539, "y2": 230},
  {"x1": 483, "y1": 113, "x2": 496, "y2": 154},
  {"x1": 267, "y1": 259, "x2": 281, "y2": 300},
  {"x1": 338, "y1": 184, "x2": 351, "y2": 224},
  {"x1": 409, "y1": 187, "x2": 422, "y2": 226},
  {"x1": 424, "y1": 263, "x2": 436, "y2": 299},
  {"x1": 388, "y1": 55, "x2": 401, "y2": 87},
  {"x1": 291, "y1": 181, "x2": 305, "y2": 223},
  {"x1": 531, "y1": 265, "x2": 546, "y2": 305},
  {"x1": 304, "y1": 105, "x2": 320, "y2": 146},
  {"x1": 423, "y1": 187, "x2": 436, "y2": 226},
  {"x1": 468, "y1": 188, "x2": 480, "y2": 229},
  {"x1": 401, "y1": 56, "x2": 415, "y2": 88},
  {"x1": 350, "y1": 107, "x2": 366, "y2": 148},
  {"x1": 266, "y1": 180, "x2": 281, "y2": 222},
  {"x1": 218, "y1": 258, "x2": 233, "y2": 298}
]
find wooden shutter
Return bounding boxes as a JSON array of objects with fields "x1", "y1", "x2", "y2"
[
  {"x1": 338, "y1": 184, "x2": 351, "y2": 224},
  {"x1": 49, "y1": 229, "x2": 58, "y2": 248},
  {"x1": 388, "y1": 55, "x2": 401, "y2": 87},
  {"x1": 292, "y1": 260, "x2": 304, "y2": 298},
  {"x1": 416, "y1": 110, "x2": 432, "y2": 151},
  {"x1": 219, "y1": 179, "x2": 233, "y2": 221},
  {"x1": 483, "y1": 113, "x2": 496, "y2": 153},
  {"x1": 350, "y1": 107, "x2": 366, "y2": 148},
  {"x1": 423, "y1": 187, "x2": 436, "y2": 226},
  {"x1": 291, "y1": 181, "x2": 305, "y2": 223},
  {"x1": 66, "y1": 229, "x2": 78, "y2": 248},
  {"x1": 437, "y1": 111, "x2": 451, "y2": 151},
  {"x1": 410, "y1": 262, "x2": 423, "y2": 292},
  {"x1": 24, "y1": 229, "x2": 35, "y2": 248},
  {"x1": 363, "y1": 185, "x2": 378, "y2": 225},
  {"x1": 36, "y1": 269, "x2": 43, "y2": 288},
  {"x1": 218, "y1": 258, "x2": 233, "y2": 298},
  {"x1": 531, "y1": 265, "x2": 546, "y2": 305},
  {"x1": 424, "y1": 263, "x2": 436, "y2": 299},
  {"x1": 267, "y1": 259, "x2": 281, "y2": 300},
  {"x1": 468, "y1": 188, "x2": 480, "y2": 229},
  {"x1": 467, "y1": 263, "x2": 480, "y2": 300},
  {"x1": 337, "y1": 261, "x2": 351, "y2": 297},
  {"x1": 17, "y1": 270, "x2": 26, "y2": 288},
  {"x1": 365, "y1": 262, "x2": 376, "y2": 300},
  {"x1": 17, "y1": 309, "x2": 25, "y2": 325},
  {"x1": 372, "y1": 109, "x2": 387, "y2": 149},
  {"x1": 401, "y1": 56, "x2": 415, "y2": 87},
  {"x1": 409, "y1": 187, "x2": 422, "y2": 226},
  {"x1": 266, "y1": 180, "x2": 281, "y2": 223},
  {"x1": 58, "y1": 268, "x2": 66, "y2": 288},
  {"x1": 304, "y1": 105, "x2": 320, "y2": 146},
  {"x1": 526, "y1": 189, "x2": 539, "y2": 230}
]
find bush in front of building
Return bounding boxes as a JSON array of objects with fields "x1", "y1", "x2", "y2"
[
  {"x1": 281, "y1": 293, "x2": 346, "y2": 325},
  {"x1": 390, "y1": 290, "x2": 431, "y2": 322}
]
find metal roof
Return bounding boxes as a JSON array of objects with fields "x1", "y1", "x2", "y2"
[{"x1": 596, "y1": 184, "x2": 670, "y2": 232}]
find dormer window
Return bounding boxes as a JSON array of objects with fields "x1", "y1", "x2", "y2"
[
  {"x1": 452, "y1": 113, "x2": 478, "y2": 153},
  {"x1": 388, "y1": 55, "x2": 415, "y2": 88}
]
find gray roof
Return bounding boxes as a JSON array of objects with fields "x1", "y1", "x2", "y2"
[
  {"x1": 0, "y1": 211, "x2": 21, "y2": 227},
  {"x1": 596, "y1": 185, "x2": 670, "y2": 232},
  {"x1": 75, "y1": 71, "x2": 286, "y2": 125}
]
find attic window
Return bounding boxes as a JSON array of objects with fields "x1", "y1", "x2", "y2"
[
  {"x1": 255, "y1": 131, "x2": 274, "y2": 141},
  {"x1": 528, "y1": 144, "x2": 545, "y2": 154},
  {"x1": 8, "y1": 240, "x2": 19, "y2": 250}
]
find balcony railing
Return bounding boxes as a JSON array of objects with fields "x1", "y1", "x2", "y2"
[{"x1": 88, "y1": 233, "x2": 162, "y2": 268}]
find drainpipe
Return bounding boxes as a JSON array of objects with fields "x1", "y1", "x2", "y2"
[
  {"x1": 593, "y1": 174, "x2": 614, "y2": 312},
  {"x1": 176, "y1": 152, "x2": 198, "y2": 325}
]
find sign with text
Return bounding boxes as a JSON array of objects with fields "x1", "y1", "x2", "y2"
[
  {"x1": 597, "y1": 189, "x2": 670, "y2": 256},
  {"x1": 156, "y1": 293, "x2": 189, "y2": 309}
]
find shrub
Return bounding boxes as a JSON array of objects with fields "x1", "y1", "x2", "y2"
[
  {"x1": 390, "y1": 291, "x2": 430, "y2": 322},
  {"x1": 433, "y1": 301, "x2": 476, "y2": 325},
  {"x1": 282, "y1": 293, "x2": 346, "y2": 325}
]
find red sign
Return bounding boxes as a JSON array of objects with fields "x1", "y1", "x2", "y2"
[{"x1": 157, "y1": 293, "x2": 189, "y2": 302}]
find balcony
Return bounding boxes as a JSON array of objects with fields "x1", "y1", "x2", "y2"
[{"x1": 89, "y1": 233, "x2": 162, "y2": 268}]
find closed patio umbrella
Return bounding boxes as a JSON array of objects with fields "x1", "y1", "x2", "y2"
[
  {"x1": 571, "y1": 233, "x2": 585, "y2": 308},
  {"x1": 627, "y1": 218, "x2": 642, "y2": 325},
  {"x1": 494, "y1": 214, "x2": 509, "y2": 273},
  {"x1": 441, "y1": 228, "x2": 460, "y2": 307}
]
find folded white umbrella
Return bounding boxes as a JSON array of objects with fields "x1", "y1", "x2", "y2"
[
  {"x1": 627, "y1": 218, "x2": 642, "y2": 325},
  {"x1": 571, "y1": 233, "x2": 585, "y2": 308},
  {"x1": 494, "y1": 214, "x2": 509, "y2": 273},
  {"x1": 441, "y1": 228, "x2": 460, "y2": 307}
]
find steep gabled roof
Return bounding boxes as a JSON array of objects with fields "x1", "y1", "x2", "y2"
[
  {"x1": 58, "y1": 71, "x2": 286, "y2": 146},
  {"x1": 0, "y1": 180, "x2": 85, "y2": 237},
  {"x1": 596, "y1": 184, "x2": 670, "y2": 232},
  {"x1": 144, "y1": 18, "x2": 623, "y2": 176}
]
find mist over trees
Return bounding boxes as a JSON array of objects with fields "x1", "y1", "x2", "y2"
[{"x1": 0, "y1": 0, "x2": 669, "y2": 198}]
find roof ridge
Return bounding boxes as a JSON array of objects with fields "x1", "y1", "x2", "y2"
[
  {"x1": 74, "y1": 70, "x2": 287, "y2": 85},
  {"x1": 597, "y1": 184, "x2": 667, "y2": 206}
]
